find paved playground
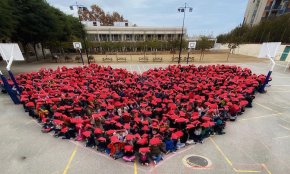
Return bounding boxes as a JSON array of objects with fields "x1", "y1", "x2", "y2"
[{"x1": 0, "y1": 58, "x2": 290, "y2": 174}]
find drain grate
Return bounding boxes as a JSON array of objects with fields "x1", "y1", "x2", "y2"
[{"x1": 182, "y1": 155, "x2": 211, "y2": 169}]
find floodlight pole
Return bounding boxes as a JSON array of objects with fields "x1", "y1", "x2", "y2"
[
  {"x1": 70, "y1": 3, "x2": 90, "y2": 65},
  {"x1": 187, "y1": 48, "x2": 191, "y2": 64},
  {"x1": 78, "y1": 48, "x2": 85, "y2": 65},
  {"x1": 177, "y1": 3, "x2": 192, "y2": 64}
]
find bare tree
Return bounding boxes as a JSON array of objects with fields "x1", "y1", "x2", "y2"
[{"x1": 78, "y1": 5, "x2": 128, "y2": 26}]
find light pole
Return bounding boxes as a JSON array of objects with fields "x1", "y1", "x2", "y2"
[
  {"x1": 177, "y1": 3, "x2": 192, "y2": 64},
  {"x1": 70, "y1": 3, "x2": 90, "y2": 65}
]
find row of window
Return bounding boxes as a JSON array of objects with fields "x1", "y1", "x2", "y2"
[{"x1": 87, "y1": 34, "x2": 182, "y2": 42}]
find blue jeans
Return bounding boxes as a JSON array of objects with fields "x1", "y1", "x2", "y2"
[
  {"x1": 152, "y1": 154, "x2": 162, "y2": 163},
  {"x1": 113, "y1": 151, "x2": 124, "y2": 159}
]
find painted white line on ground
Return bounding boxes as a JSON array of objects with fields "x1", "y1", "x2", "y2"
[
  {"x1": 272, "y1": 77, "x2": 290, "y2": 79},
  {"x1": 267, "y1": 102, "x2": 290, "y2": 109},
  {"x1": 271, "y1": 85, "x2": 290, "y2": 87},
  {"x1": 279, "y1": 124, "x2": 290, "y2": 131},
  {"x1": 269, "y1": 86, "x2": 290, "y2": 90},
  {"x1": 25, "y1": 120, "x2": 35, "y2": 125},
  {"x1": 275, "y1": 63, "x2": 288, "y2": 68},
  {"x1": 239, "y1": 113, "x2": 282, "y2": 121},
  {"x1": 253, "y1": 102, "x2": 279, "y2": 113},
  {"x1": 279, "y1": 118, "x2": 290, "y2": 124},
  {"x1": 261, "y1": 164, "x2": 272, "y2": 174},
  {"x1": 272, "y1": 135, "x2": 290, "y2": 140},
  {"x1": 267, "y1": 91, "x2": 290, "y2": 93}
]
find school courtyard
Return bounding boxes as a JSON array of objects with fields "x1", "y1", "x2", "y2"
[{"x1": 0, "y1": 53, "x2": 290, "y2": 174}]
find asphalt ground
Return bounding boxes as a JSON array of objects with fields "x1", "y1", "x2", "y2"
[{"x1": 0, "y1": 58, "x2": 290, "y2": 174}]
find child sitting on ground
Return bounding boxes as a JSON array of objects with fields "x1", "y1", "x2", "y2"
[
  {"x1": 122, "y1": 145, "x2": 135, "y2": 162},
  {"x1": 139, "y1": 147, "x2": 150, "y2": 166},
  {"x1": 164, "y1": 136, "x2": 176, "y2": 153},
  {"x1": 108, "y1": 136, "x2": 125, "y2": 160},
  {"x1": 96, "y1": 137, "x2": 107, "y2": 152}
]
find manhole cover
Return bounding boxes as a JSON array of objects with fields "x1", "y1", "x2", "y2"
[{"x1": 182, "y1": 155, "x2": 212, "y2": 169}]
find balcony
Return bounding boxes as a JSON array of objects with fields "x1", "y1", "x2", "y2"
[
  {"x1": 265, "y1": 6, "x2": 271, "y2": 11},
  {"x1": 264, "y1": 5, "x2": 282, "y2": 11}
]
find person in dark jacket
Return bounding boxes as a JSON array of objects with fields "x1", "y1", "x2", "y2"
[{"x1": 149, "y1": 143, "x2": 166, "y2": 164}]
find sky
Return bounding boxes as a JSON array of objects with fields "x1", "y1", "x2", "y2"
[{"x1": 46, "y1": 0, "x2": 248, "y2": 37}]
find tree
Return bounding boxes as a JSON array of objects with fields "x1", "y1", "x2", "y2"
[
  {"x1": 79, "y1": 5, "x2": 128, "y2": 26},
  {"x1": 0, "y1": 0, "x2": 17, "y2": 40},
  {"x1": 196, "y1": 36, "x2": 214, "y2": 60},
  {"x1": 12, "y1": 0, "x2": 55, "y2": 60},
  {"x1": 3, "y1": 0, "x2": 86, "y2": 60},
  {"x1": 217, "y1": 14, "x2": 290, "y2": 44}
]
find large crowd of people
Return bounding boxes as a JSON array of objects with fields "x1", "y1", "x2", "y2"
[{"x1": 16, "y1": 64, "x2": 265, "y2": 165}]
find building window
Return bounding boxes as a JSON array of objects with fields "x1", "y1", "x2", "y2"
[
  {"x1": 112, "y1": 34, "x2": 121, "y2": 41},
  {"x1": 93, "y1": 22, "x2": 97, "y2": 26},
  {"x1": 135, "y1": 34, "x2": 144, "y2": 41},
  {"x1": 125, "y1": 34, "x2": 132, "y2": 41},
  {"x1": 87, "y1": 34, "x2": 96, "y2": 41},
  {"x1": 100, "y1": 34, "x2": 109, "y2": 41},
  {"x1": 146, "y1": 35, "x2": 154, "y2": 41},
  {"x1": 95, "y1": 34, "x2": 99, "y2": 41}
]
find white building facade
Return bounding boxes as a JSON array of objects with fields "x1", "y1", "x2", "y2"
[{"x1": 83, "y1": 21, "x2": 185, "y2": 42}]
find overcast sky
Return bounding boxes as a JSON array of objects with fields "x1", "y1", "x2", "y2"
[{"x1": 46, "y1": 0, "x2": 248, "y2": 37}]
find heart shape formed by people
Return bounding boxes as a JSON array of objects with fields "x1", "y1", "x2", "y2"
[{"x1": 17, "y1": 64, "x2": 265, "y2": 164}]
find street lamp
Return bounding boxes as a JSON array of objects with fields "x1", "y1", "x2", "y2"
[
  {"x1": 177, "y1": 3, "x2": 192, "y2": 64},
  {"x1": 70, "y1": 3, "x2": 90, "y2": 65}
]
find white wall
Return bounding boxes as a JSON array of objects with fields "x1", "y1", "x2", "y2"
[{"x1": 219, "y1": 43, "x2": 290, "y2": 61}]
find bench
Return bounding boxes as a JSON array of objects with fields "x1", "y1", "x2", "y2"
[
  {"x1": 139, "y1": 57, "x2": 149, "y2": 62},
  {"x1": 75, "y1": 56, "x2": 81, "y2": 63},
  {"x1": 153, "y1": 57, "x2": 163, "y2": 62},
  {"x1": 52, "y1": 55, "x2": 60, "y2": 63},
  {"x1": 117, "y1": 57, "x2": 127, "y2": 62},
  {"x1": 172, "y1": 57, "x2": 180, "y2": 62},
  {"x1": 184, "y1": 56, "x2": 194, "y2": 62},
  {"x1": 65, "y1": 56, "x2": 73, "y2": 62},
  {"x1": 88, "y1": 56, "x2": 95, "y2": 63},
  {"x1": 102, "y1": 57, "x2": 113, "y2": 62}
]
